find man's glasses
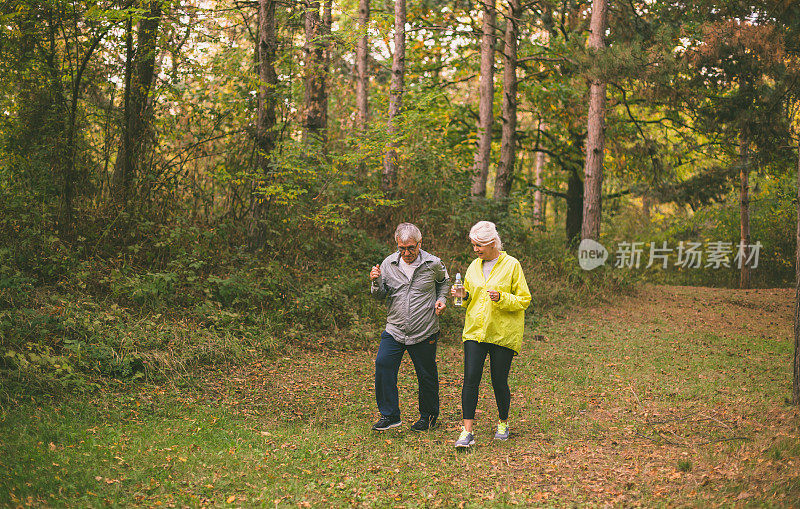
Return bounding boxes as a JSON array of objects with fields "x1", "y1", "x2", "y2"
[{"x1": 397, "y1": 243, "x2": 419, "y2": 253}]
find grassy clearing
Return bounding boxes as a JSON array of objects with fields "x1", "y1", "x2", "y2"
[{"x1": 2, "y1": 284, "x2": 799, "y2": 507}]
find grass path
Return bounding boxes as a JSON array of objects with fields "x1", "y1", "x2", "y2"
[{"x1": 2, "y1": 284, "x2": 798, "y2": 507}]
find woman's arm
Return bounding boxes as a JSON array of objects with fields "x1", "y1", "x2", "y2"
[{"x1": 495, "y1": 262, "x2": 531, "y2": 311}]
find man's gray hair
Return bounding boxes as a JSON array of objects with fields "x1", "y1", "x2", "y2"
[
  {"x1": 394, "y1": 222, "x2": 422, "y2": 243},
  {"x1": 469, "y1": 220, "x2": 503, "y2": 251}
]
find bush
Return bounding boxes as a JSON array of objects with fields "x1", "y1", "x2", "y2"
[{"x1": 601, "y1": 173, "x2": 794, "y2": 288}]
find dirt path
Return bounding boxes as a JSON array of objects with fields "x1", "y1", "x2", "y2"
[
  {"x1": 503, "y1": 284, "x2": 798, "y2": 505},
  {"x1": 589, "y1": 284, "x2": 792, "y2": 341}
]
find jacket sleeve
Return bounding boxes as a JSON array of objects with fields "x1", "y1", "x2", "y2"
[
  {"x1": 496, "y1": 262, "x2": 531, "y2": 312},
  {"x1": 434, "y1": 260, "x2": 451, "y2": 304},
  {"x1": 369, "y1": 260, "x2": 389, "y2": 300},
  {"x1": 461, "y1": 262, "x2": 476, "y2": 308}
]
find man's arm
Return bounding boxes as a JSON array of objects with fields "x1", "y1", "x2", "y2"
[
  {"x1": 370, "y1": 263, "x2": 388, "y2": 299},
  {"x1": 434, "y1": 260, "x2": 452, "y2": 304}
]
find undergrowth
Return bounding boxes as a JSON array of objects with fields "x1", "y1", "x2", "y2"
[{"x1": 0, "y1": 202, "x2": 635, "y2": 400}]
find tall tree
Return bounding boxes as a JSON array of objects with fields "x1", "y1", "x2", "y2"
[
  {"x1": 493, "y1": 0, "x2": 521, "y2": 200},
  {"x1": 580, "y1": 0, "x2": 608, "y2": 241},
  {"x1": 794, "y1": 133, "x2": 800, "y2": 406},
  {"x1": 322, "y1": 0, "x2": 332, "y2": 135},
  {"x1": 249, "y1": 0, "x2": 278, "y2": 249},
  {"x1": 532, "y1": 122, "x2": 547, "y2": 229},
  {"x1": 686, "y1": 18, "x2": 795, "y2": 287},
  {"x1": 381, "y1": 0, "x2": 405, "y2": 192},
  {"x1": 355, "y1": 0, "x2": 369, "y2": 133},
  {"x1": 303, "y1": 0, "x2": 327, "y2": 142},
  {"x1": 738, "y1": 133, "x2": 752, "y2": 288},
  {"x1": 20, "y1": 1, "x2": 117, "y2": 232},
  {"x1": 471, "y1": 0, "x2": 496, "y2": 198},
  {"x1": 113, "y1": 0, "x2": 163, "y2": 205}
]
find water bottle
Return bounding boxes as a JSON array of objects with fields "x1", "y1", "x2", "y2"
[{"x1": 454, "y1": 273, "x2": 463, "y2": 306}]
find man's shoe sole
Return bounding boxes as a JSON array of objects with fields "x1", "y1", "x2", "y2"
[
  {"x1": 455, "y1": 440, "x2": 475, "y2": 448},
  {"x1": 372, "y1": 420, "x2": 402, "y2": 431}
]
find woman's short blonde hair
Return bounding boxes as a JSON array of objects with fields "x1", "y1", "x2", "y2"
[{"x1": 469, "y1": 221, "x2": 502, "y2": 251}]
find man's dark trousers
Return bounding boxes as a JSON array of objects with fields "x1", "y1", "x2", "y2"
[{"x1": 375, "y1": 330, "x2": 439, "y2": 420}]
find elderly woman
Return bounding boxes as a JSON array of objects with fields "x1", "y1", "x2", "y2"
[{"x1": 451, "y1": 221, "x2": 531, "y2": 448}]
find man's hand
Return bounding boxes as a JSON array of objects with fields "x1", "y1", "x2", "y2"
[
  {"x1": 370, "y1": 265, "x2": 381, "y2": 281},
  {"x1": 487, "y1": 289, "x2": 500, "y2": 302},
  {"x1": 434, "y1": 300, "x2": 446, "y2": 315}
]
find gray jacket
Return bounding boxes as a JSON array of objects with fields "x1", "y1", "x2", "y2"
[{"x1": 370, "y1": 249, "x2": 451, "y2": 345}]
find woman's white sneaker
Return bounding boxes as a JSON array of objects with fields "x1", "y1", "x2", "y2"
[
  {"x1": 455, "y1": 429, "x2": 476, "y2": 448},
  {"x1": 494, "y1": 422, "x2": 510, "y2": 440}
]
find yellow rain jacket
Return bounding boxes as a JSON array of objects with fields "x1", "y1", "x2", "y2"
[{"x1": 460, "y1": 252, "x2": 531, "y2": 354}]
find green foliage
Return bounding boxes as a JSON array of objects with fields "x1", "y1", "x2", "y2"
[
  {"x1": 0, "y1": 256, "x2": 35, "y2": 308},
  {"x1": 115, "y1": 271, "x2": 179, "y2": 307},
  {"x1": 0, "y1": 0, "x2": 796, "y2": 399},
  {"x1": 602, "y1": 173, "x2": 795, "y2": 288}
]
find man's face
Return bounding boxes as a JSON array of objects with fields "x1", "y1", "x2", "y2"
[{"x1": 397, "y1": 239, "x2": 421, "y2": 264}]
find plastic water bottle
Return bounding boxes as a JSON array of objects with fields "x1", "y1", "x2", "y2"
[{"x1": 454, "y1": 273, "x2": 463, "y2": 306}]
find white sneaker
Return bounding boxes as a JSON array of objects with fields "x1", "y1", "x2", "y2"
[
  {"x1": 494, "y1": 422, "x2": 510, "y2": 440},
  {"x1": 455, "y1": 429, "x2": 475, "y2": 448}
]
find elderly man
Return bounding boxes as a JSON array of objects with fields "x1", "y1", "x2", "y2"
[{"x1": 369, "y1": 222, "x2": 451, "y2": 431}]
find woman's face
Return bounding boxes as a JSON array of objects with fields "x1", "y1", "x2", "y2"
[{"x1": 472, "y1": 240, "x2": 499, "y2": 261}]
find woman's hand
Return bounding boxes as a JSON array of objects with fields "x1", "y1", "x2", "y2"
[{"x1": 486, "y1": 289, "x2": 500, "y2": 302}]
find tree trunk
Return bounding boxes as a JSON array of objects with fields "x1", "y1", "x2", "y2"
[
  {"x1": 493, "y1": 0, "x2": 521, "y2": 201},
  {"x1": 580, "y1": 0, "x2": 608, "y2": 241},
  {"x1": 322, "y1": 0, "x2": 332, "y2": 136},
  {"x1": 566, "y1": 167, "x2": 584, "y2": 246},
  {"x1": 551, "y1": 190, "x2": 559, "y2": 224},
  {"x1": 471, "y1": 0, "x2": 496, "y2": 198},
  {"x1": 794, "y1": 277, "x2": 800, "y2": 406},
  {"x1": 739, "y1": 134, "x2": 751, "y2": 289},
  {"x1": 541, "y1": 193, "x2": 548, "y2": 231},
  {"x1": 303, "y1": 1, "x2": 326, "y2": 142},
  {"x1": 57, "y1": 10, "x2": 110, "y2": 233},
  {"x1": 355, "y1": 0, "x2": 370, "y2": 133},
  {"x1": 381, "y1": 0, "x2": 405, "y2": 192},
  {"x1": 532, "y1": 145, "x2": 546, "y2": 228},
  {"x1": 249, "y1": 0, "x2": 278, "y2": 249},
  {"x1": 114, "y1": 0, "x2": 162, "y2": 204},
  {"x1": 114, "y1": 16, "x2": 134, "y2": 204},
  {"x1": 794, "y1": 134, "x2": 800, "y2": 406}
]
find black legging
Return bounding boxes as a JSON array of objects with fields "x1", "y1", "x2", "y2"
[{"x1": 461, "y1": 340, "x2": 515, "y2": 420}]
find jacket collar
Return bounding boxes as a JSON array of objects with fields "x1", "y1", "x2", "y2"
[{"x1": 482, "y1": 251, "x2": 506, "y2": 265}]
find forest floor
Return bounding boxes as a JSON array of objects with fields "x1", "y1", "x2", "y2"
[{"x1": 2, "y1": 284, "x2": 799, "y2": 507}]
